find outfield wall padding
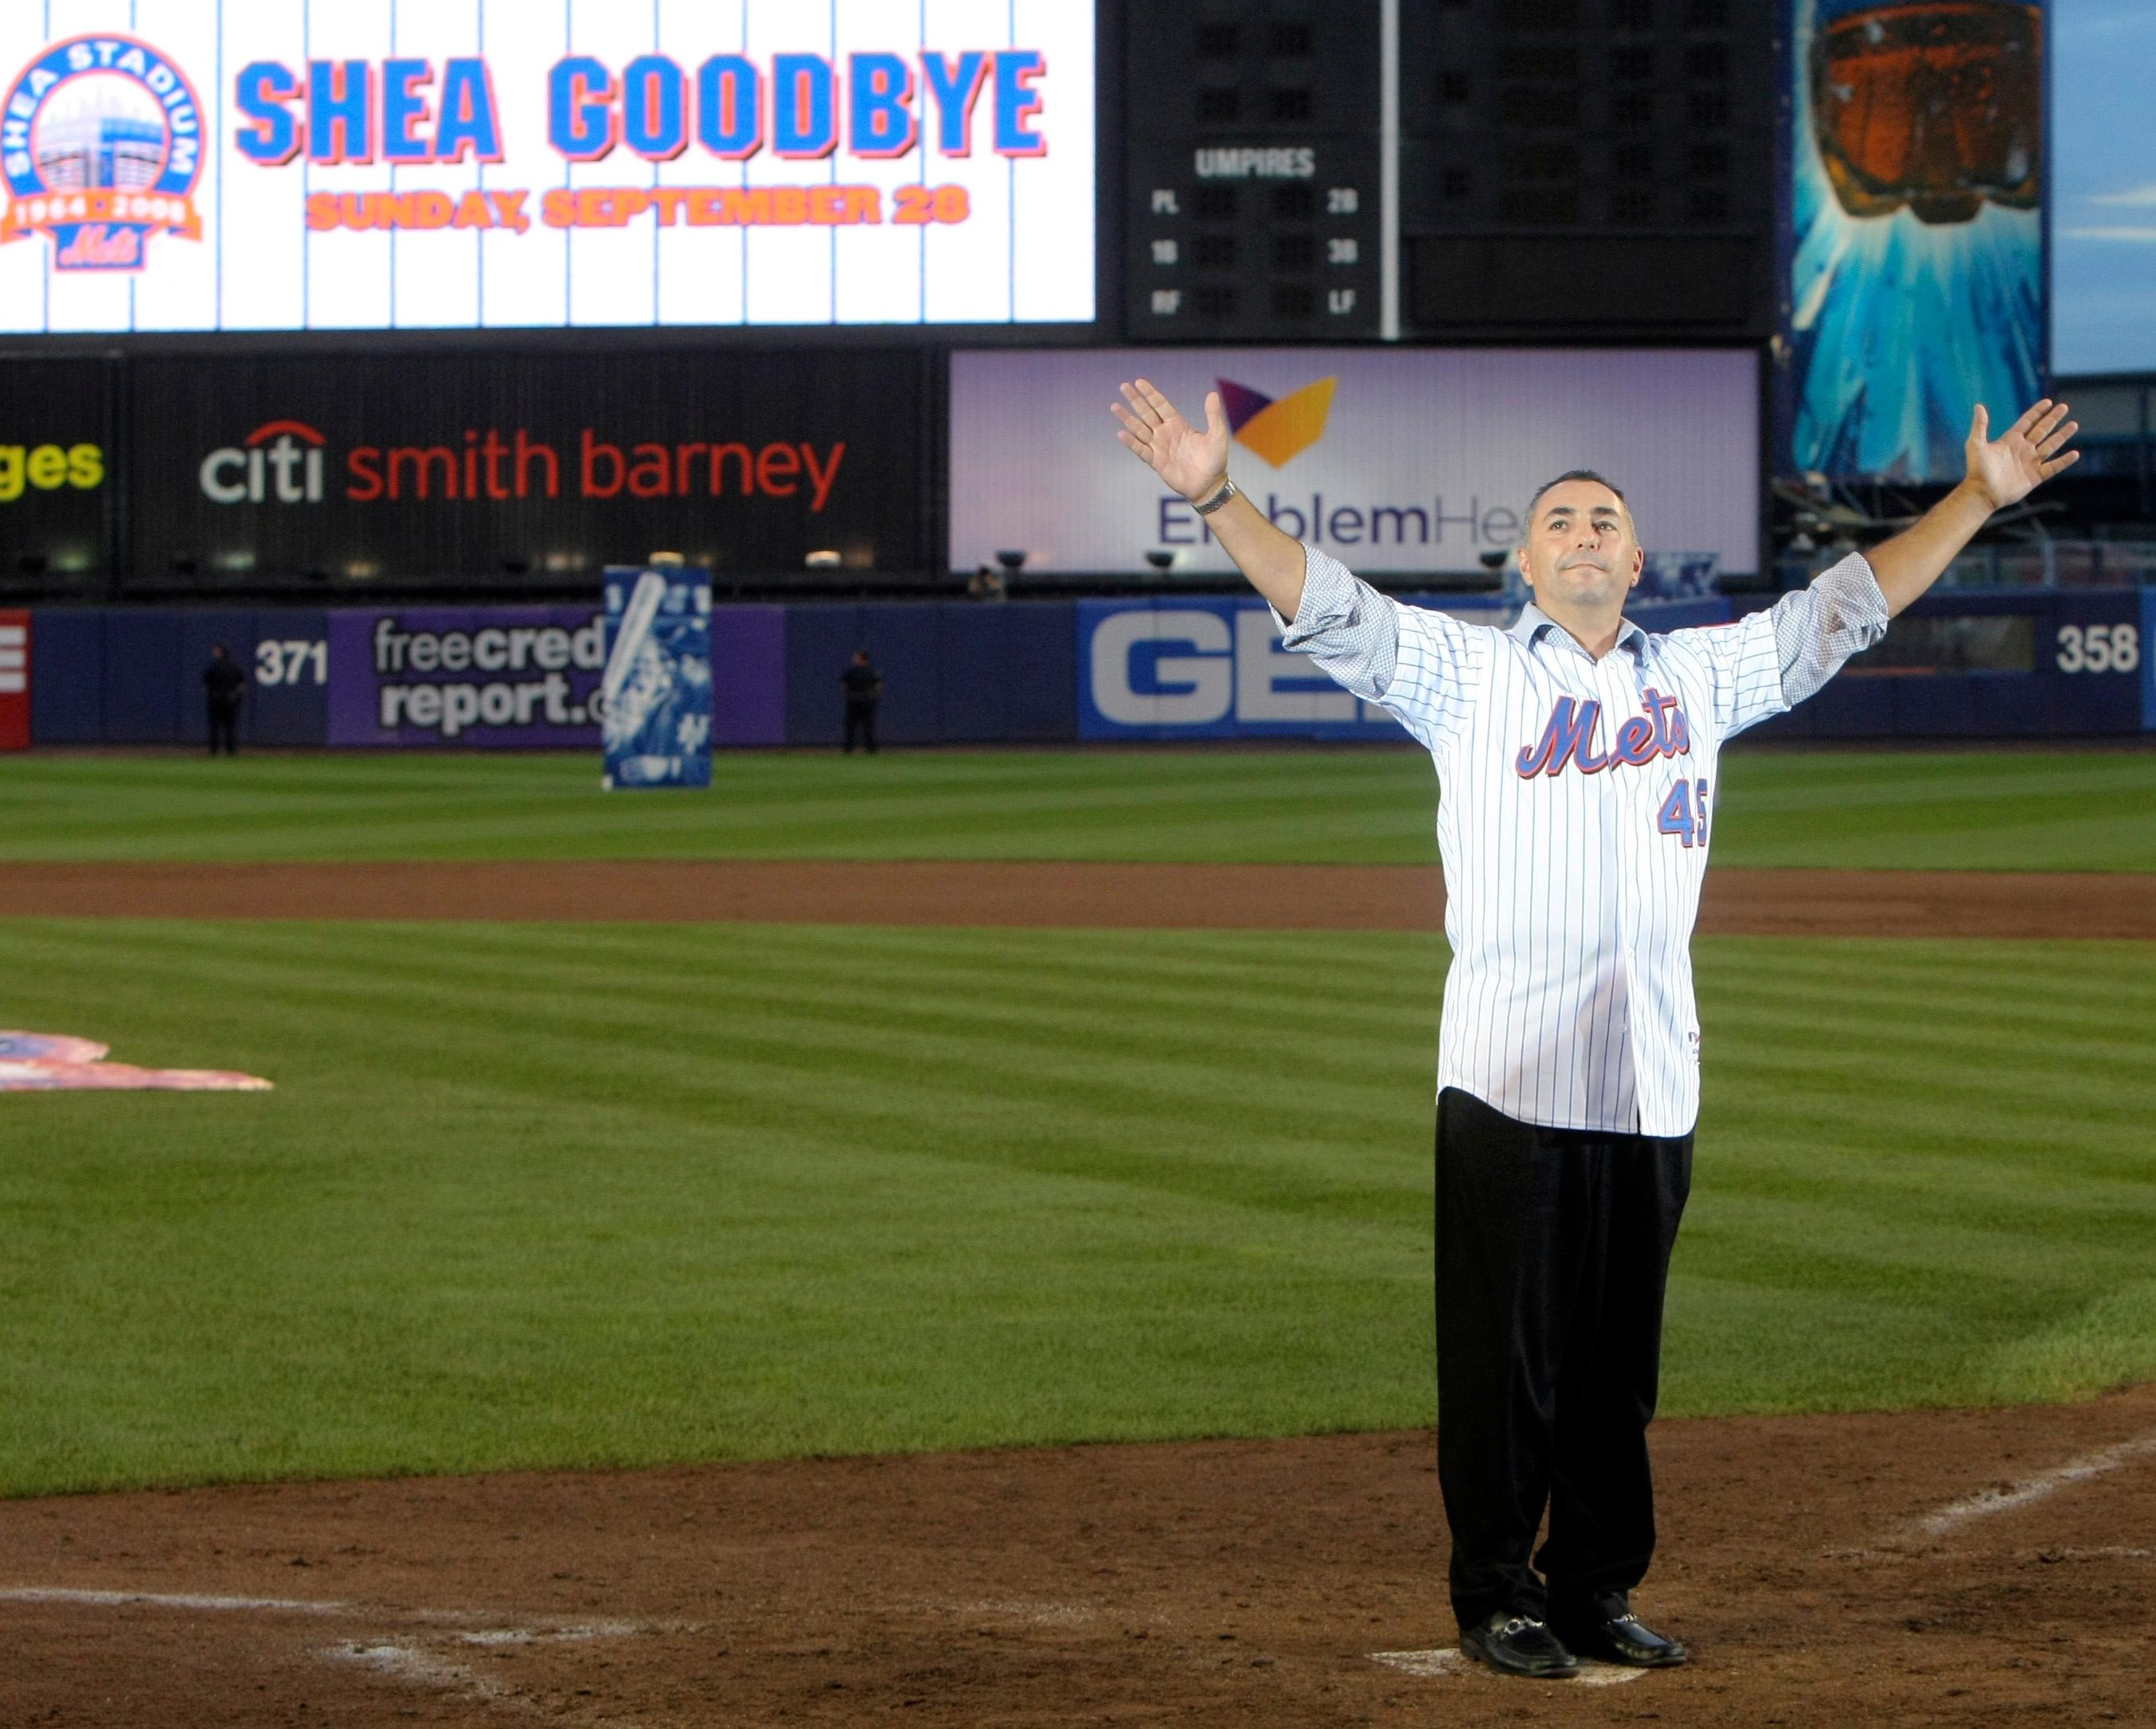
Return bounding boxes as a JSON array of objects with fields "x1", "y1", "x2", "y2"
[
  {"x1": 25, "y1": 588, "x2": 2150, "y2": 747},
  {"x1": 1741, "y1": 587, "x2": 2146, "y2": 740},
  {"x1": 30, "y1": 608, "x2": 333, "y2": 747},
  {"x1": 782, "y1": 602, "x2": 1077, "y2": 747},
  {"x1": 29, "y1": 611, "x2": 104, "y2": 744}
]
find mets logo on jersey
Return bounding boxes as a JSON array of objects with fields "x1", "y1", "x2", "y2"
[
  {"x1": 1515, "y1": 689, "x2": 1693, "y2": 778},
  {"x1": 1, "y1": 35, "x2": 204, "y2": 272}
]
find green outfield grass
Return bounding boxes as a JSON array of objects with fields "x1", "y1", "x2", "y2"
[
  {"x1": 2, "y1": 746, "x2": 2152, "y2": 869},
  {"x1": 1, "y1": 919, "x2": 2149, "y2": 1497}
]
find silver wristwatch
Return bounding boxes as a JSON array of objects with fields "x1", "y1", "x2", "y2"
[{"x1": 1193, "y1": 478, "x2": 1239, "y2": 516}]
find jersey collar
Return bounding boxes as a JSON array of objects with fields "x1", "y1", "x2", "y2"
[{"x1": 1509, "y1": 600, "x2": 1647, "y2": 660}]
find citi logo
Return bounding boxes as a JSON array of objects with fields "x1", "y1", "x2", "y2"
[
  {"x1": 201, "y1": 420, "x2": 326, "y2": 505},
  {"x1": 1217, "y1": 376, "x2": 1336, "y2": 467}
]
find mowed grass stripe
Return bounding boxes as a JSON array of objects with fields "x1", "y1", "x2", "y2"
[
  {"x1": 221, "y1": 918, "x2": 1446, "y2": 1122},
  {"x1": 1715, "y1": 751, "x2": 2156, "y2": 872},
  {"x1": 12, "y1": 944, "x2": 1431, "y2": 1483},
  {"x1": 2, "y1": 752, "x2": 1440, "y2": 864},
  {"x1": 6, "y1": 748, "x2": 2154, "y2": 868},
  {"x1": 2, "y1": 918, "x2": 1439, "y2": 1227},
  {"x1": 1, "y1": 921, "x2": 2150, "y2": 1495},
  {"x1": 49, "y1": 922, "x2": 1437, "y2": 1181}
]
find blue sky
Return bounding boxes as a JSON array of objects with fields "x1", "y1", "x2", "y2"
[{"x1": 2054, "y1": 0, "x2": 2156, "y2": 375}]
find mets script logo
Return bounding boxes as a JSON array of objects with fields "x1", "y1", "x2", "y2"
[
  {"x1": 1217, "y1": 376, "x2": 1336, "y2": 467},
  {"x1": 1, "y1": 34, "x2": 204, "y2": 272},
  {"x1": 1515, "y1": 689, "x2": 1692, "y2": 779}
]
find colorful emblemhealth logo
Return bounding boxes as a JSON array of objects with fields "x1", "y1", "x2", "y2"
[
  {"x1": 1, "y1": 34, "x2": 205, "y2": 272},
  {"x1": 1217, "y1": 376, "x2": 1337, "y2": 468}
]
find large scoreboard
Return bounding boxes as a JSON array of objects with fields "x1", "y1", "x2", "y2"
[
  {"x1": 1123, "y1": 8, "x2": 1382, "y2": 342},
  {"x1": 0, "y1": 0, "x2": 1095, "y2": 334}
]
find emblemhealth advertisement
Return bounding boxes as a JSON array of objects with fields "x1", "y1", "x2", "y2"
[{"x1": 950, "y1": 348, "x2": 1760, "y2": 578}]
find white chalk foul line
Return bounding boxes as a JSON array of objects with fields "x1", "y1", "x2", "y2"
[
  {"x1": 0, "y1": 1586, "x2": 352, "y2": 1615},
  {"x1": 328, "y1": 1639, "x2": 507, "y2": 1702},
  {"x1": 453, "y1": 1621, "x2": 649, "y2": 1646},
  {"x1": 1908, "y1": 1431, "x2": 2156, "y2": 1540},
  {"x1": 6, "y1": 1583, "x2": 660, "y2": 1720},
  {"x1": 1371, "y1": 1647, "x2": 1645, "y2": 1687},
  {"x1": 1, "y1": 1584, "x2": 656, "y2": 1641}
]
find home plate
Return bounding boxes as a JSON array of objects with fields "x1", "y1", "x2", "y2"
[{"x1": 1372, "y1": 1647, "x2": 1646, "y2": 1686}]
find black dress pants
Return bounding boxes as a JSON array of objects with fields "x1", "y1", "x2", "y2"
[
  {"x1": 1435, "y1": 1086, "x2": 1692, "y2": 1630},
  {"x1": 842, "y1": 701, "x2": 877, "y2": 753},
  {"x1": 207, "y1": 699, "x2": 240, "y2": 755}
]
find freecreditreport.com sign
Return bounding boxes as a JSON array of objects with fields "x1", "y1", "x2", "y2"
[{"x1": 327, "y1": 607, "x2": 610, "y2": 747}]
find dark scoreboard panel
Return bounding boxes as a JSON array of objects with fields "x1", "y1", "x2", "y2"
[{"x1": 1123, "y1": 7, "x2": 1384, "y2": 342}]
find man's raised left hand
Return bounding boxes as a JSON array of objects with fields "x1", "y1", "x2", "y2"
[{"x1": 1966, "y1": 400, "x2": 2080, "y2": 511}]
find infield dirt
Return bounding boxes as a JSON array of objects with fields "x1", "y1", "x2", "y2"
[
  {"x1": 6, "y1": 859, "x2": 2150, "y2": 1724},
  {"x1": 5, "y1": 1387, "x2": 2154, "y2": 1727},
  {"x1": 0, "y1": 860, "x2": 2150, "y2": 937}
]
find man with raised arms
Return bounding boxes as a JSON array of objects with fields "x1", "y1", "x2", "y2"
[{"x1": 1110, "y1": 380, "x2": 2078, "y2": 1680}]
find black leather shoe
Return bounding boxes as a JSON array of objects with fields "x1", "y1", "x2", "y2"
[
  {"x1": 1459, "y1": 1611, "x2": 1580, "y2": 1679},
  {"x1": 1550, "y1": 1598, "x2": 1689, "y2": 1668}
]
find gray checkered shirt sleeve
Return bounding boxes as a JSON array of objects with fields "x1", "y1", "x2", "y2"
[
  {"x1": 1267, "y1": 544, "x2": 1481, "y2": 750},
  {"x1": 1773, "y1": 550, "x2": 1891, "y2": 708},
  {"x1": 1681, "y1": 549, "x2": 1891, "y2": 737}
]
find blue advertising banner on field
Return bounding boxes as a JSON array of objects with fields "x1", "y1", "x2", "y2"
[
  {"x1": 1077, "y1": 595, "x2": 1735, "y2": 742},
  {"x1": 1077, "y1": 596, "x2": 1493, "y2": 742},
  {"x1": 601, "y1": 568, "x2": 712, "y2": 789},
  {"x1": 326, "y1": 606, "x2": 605, "y2": 747},
  {"x1": 1781, "y1": 0, "x2": 2046, "y2": 481}
]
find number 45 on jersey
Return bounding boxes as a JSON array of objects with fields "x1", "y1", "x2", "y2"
[{"x1": 1658, "y1": 779, "x2": 1709, "y2": 848}]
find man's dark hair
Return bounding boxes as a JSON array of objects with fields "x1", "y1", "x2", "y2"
[{"x1": 1526, "y1": 469, "x2": 1630, "y2": 526}]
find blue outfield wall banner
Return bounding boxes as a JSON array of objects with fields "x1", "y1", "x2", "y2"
[
  {"x1": 26, "y1": 590, "x2": 2145, "y2": 748},
  {"x1": 1076, "y1": 595, "x2": 1732, "y2": 742},
  {"x1": 1077, "y1": 597, "x2": 1437, "y2": 742},
  {"x1": 601, "y1": 569, "x2": 713, "y2": 790}
]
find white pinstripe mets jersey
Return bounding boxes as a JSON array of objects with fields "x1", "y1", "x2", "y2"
[{"x1": 1276, "y1": 548, "x2": 1889, "y2": 1137}]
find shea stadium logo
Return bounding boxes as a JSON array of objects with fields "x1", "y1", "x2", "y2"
[
  {"x1": 1217, "y1": 375, "x2": 1336, "y2": 468},
  {"x1": 0, "y1": 34, "x2": 204, "y2": 272}
]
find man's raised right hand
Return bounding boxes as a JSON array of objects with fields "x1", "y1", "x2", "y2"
[{"x1": 1111, "y1": 379, "x2": 1231, "y2": 504}]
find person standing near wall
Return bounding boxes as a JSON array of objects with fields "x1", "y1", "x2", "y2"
[
  {"x1": 842, "y1": 650, "x2": 883, "y2": 755},
  {"x1": 203, "y1": 644, "x2": 246, "y2": 756}
]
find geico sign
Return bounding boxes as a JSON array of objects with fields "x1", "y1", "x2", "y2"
[
  {"x1": 201, "y1": 420, "x2": 326, "y2": 504},
  {"x1": 1089, "y1": 607, "x2": 1381, "y2": 727}
]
